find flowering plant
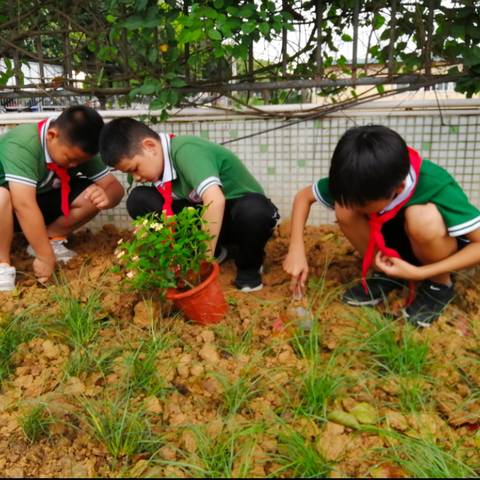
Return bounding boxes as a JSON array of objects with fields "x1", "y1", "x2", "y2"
[{"x1": 115, "y1": 206, "x2": 214, "y2": 297}]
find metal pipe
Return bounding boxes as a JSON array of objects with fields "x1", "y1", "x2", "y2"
[
  {"x1": 0, "y1": 99, "x2": 479, "y2": 123},
  {"x1": 0, "y1": 74, "x2": 457, "y2": 99}
]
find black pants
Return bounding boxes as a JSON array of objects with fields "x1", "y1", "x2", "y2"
[
  {"x1": 126, "y1": 186, "x2": 280, "y2": 270},
  {"x1": 12, "y1": 178, "x2": 93, "y2": 232}
]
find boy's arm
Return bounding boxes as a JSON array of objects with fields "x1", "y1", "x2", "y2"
[
  {"x1": 201, "y1": 185, "x2": 226, "y2": 259},
  {"x1": 83, "y1": 173, "x2": 125, "y2": 210},
  {"x1": 376, "y1": 227, "x2": 480, "y2": 280},
  {"x1": 9, "y1": 182, "x2": 55, "y2": 281},
  {"x1": 283, "y1": 186, "x2": 317, "y2": 293}
]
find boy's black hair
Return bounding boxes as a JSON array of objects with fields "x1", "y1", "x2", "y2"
[
  {"x1": 329, "y1": 125, "x2": 411, "y2": 207},
  {"x1": 54, "y1": 105, "x2": 104, "y2": 155},
  {"x1": 99, "y1": 117, "x2": 159, "y2": 167}
]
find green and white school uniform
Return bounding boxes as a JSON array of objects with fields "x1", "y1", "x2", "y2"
[
  {"x1": 0, "y1": 122, "x2": 109, "y2": 193},
  {"x1": 313, "y1": 159, "x2": 480, "y2": 238},
  {"x1": 153, "y1": 134, "x2": 264, "y2": 204}
]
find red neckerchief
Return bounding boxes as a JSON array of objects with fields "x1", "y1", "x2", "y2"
[
  {"x1": 362, "y1": 147, "x2": 422, "y2": 305},
  {"x1": 156, "y1": 134, "x2": 176, "y2": 219},
  {"x1": 38, "y1": 119, "x2": 71, "y2": 227}
]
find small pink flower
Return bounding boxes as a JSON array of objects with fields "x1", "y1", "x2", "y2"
[
  {"x1": 132, "y1": 256, "x2": 140, "y2": 262},
  {"x1": 115, "y1": 249, "x2": 125, "y2": 258},
  {"x1": 127, "y1": 270, "x2": 137, "y2": 279}
]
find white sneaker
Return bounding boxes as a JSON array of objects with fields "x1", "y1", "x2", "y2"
[
  {"x1": 0, "y1": 264, "x2": 16, "y2": 291},
  {"x1": 27, "y1": 237, "x2": 77, "y2": 263}
]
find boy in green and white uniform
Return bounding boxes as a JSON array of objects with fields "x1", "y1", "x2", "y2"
[
  {"x1": 0, "y1": 106, "x2": 125, "y2": 291},
  {"x1": 284, "y1": 125, "x2": 480, "y2": 328},
  {"x1": 100, "y1": 118, "x2": 280, "y2": 292}
]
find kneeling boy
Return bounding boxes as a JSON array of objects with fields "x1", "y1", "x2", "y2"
[
  {"x1": 284, "y1": 125, "x2": 480, "y2": 327},
  {"x1": 99, "y1": 118, "x2": 279, "y2": 292},
  {"x1": 0, "y1": 106, "x2": 125, "y2": 291}
]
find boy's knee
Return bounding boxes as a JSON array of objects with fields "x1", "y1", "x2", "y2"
[
  {"x1": 0, "y1": 187, "x2": 12, "y2": 207},
  {"x1": 234, "y1": 194, "x2": 277, "y2": 224},
  {"x1": 405, "y1": 203, "x2": 447, "y2": 243}
]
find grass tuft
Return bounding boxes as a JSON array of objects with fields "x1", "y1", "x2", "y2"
[{"x1": 19, "y1": 403, "x2": 54, "y2": 443}]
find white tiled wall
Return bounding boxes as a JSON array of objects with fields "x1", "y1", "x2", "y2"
[{"x1": 2, "y1": 114, "x2": 480, "y2": 230}]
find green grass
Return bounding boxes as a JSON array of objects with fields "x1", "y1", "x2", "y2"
[
  {"x1": 49, "y1": 273, "x2": 107, "y2": 347},
  {"x1": 18, "y1": 403, "x2": 54, "y2": 443},
  {"x1": 355, "y1": 309, "x2": 430, "y2": 377},
  {"x1": 173, "y1": 422, "x2": 266, "y2": 478},
  {"x1": 379, "y1": 431, "x2": 479, "y2": 478},
  {"x1": 128, "y1": 332, "x2": 178, "y2": 396},
  {"x1": 81, "y1": 392, "x2": 160, "y2": 459},
  {"x1": 214, "y1": 320, "x2": 254, "y2": 357},
  {"x1": 274, "y1": 422, "x2": 331, "y2": 478},
  {"x1": 0, "y1": 308, "x2": 45, "y2": 382}
]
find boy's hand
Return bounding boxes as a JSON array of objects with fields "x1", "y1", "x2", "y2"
[
  {"x1": 84, "y1": 185, "x2": 110, "y2": 210},
  {"x1": 283, "y1": 249, "x2": 309, "y2": 294},
  {"x1": 376, "y1": 251, "x2": 420, "y2": 280},
  {"x1": 33, "y1": 257, "x2": 55, "y2": 283}
]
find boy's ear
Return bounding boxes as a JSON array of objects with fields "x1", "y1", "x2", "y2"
[
  {"x1": 46, "y1": 127, "x2": 60, "y2": 142},
  {"x1": 142, "y1": 137, "x2": 158, "y2": 153},
  {"x1": 395, "y1": 181, "x2": 406, "y2": 195}
]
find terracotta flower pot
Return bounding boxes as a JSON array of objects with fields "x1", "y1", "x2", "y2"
[{"x1": 165, "y1": 261, "x2": 228, "y2": 325}]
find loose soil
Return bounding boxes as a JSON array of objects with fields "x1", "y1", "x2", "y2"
[{"x1": 0, "y1": 221, "x2": 480, "y2": 478}]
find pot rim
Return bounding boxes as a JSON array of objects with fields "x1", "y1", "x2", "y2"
[{"x1": 165, "y1": 261, "x2": 219, "y2": 301}]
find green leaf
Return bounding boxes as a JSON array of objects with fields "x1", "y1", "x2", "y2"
[
  {"x1": 377, "y1": 84, "x2": 385, "y2": 94},
  {"x1": 140, "y1": 84, "x2": 156, "y2": 95},
  {"x1": 122, "y1": 15, "x2": 145, "y2": 30},
  {"x1": 351, "y1": 403, "x2": 377, "y2": 425},
  {"x1": 208, "y1": 28, "x2": 222, "y2": 40},
  {"x1": 135, "y1": 0, "x2": 148, "y2": 12},
  {"x1": 226, "y1": 6, "x2": 239, "y2": 16},
  {"x1": 214, "y1": 0, "x2": 224, "y2": 9},
  {"x1": 241, "y1": 21, "x2": 256, "y2": 34},
  {"x1": 451, "y1": 24, "x2": 465, "y2": 39},
  {"x1": 148, "y1": 47, "x2": 158, "y2": 63},
  {"x1": 106, "y1": 15, "x2": 115, "y2": 23},
  {"x1": 171, "y1": 78, "x2": 187, "y2": 88},
  {"x1": 341, "y1": 34, "x2": 353, "y2": 42},
  {"x1": 4, "y1": 58, "x2": 12, "y2": 70},
  {"x1": 373, "y1": 14, "x2": 386, "y2": 30},
  {"x1": 327, "y1": 411, "x2": 360, "y2": 430}
]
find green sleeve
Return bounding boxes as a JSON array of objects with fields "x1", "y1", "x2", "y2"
[
  {"x1": 2, "y1": 142, "x2": 40, "y2": 188},
  {"x1": 312, "y1": 177, "x2": 334, "y2": 210},
  {"x1": 76, "y1": 155, "x2": 110, "y2": 182},
  {"x1": 174, "y1": 143, "x2": 222, "y2": 197},
  {"x1": 432, "y1": 182, "x2": 480, "y2": 237}
]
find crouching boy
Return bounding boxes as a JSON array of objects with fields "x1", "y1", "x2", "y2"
[
  {"x1": 99, "y1": 118, "x2": 279, "y2": 292},
  {"x1": 283, "y1": 125, "x2": 480, "y2": 327},
  {"x1": 0, "y1": 106, "x2": 125, "y2": 291}
]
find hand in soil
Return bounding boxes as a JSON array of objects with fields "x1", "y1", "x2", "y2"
[{"x1": 33, "y1": 257, "x2": 54, "y2": 284}]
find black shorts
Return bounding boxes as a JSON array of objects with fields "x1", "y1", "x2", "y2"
[
  {"x1": 382, "y1": 208, "x2": 467, "y2": 265},
  {"x1": 11, "y1": 177, "x2": 93, "y2": 232}
]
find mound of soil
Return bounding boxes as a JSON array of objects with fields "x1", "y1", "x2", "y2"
[{"x1": 0, "y1": 221, "x2": 479, "y2": 478}]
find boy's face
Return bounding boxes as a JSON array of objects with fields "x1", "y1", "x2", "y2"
[
  {"x1": 46, "y1": 128, "x2": 92, "y2": 168},
  {"x1": 115, "y1": 138, "x2": 164, "y2": 184},
  {"x1": 350, "y1": 181, "x2": 406, "y2": 216}
]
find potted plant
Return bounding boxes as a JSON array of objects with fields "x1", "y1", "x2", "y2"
[{"x1": 115, "y1": 206, "x2": 228, "y2": 325}]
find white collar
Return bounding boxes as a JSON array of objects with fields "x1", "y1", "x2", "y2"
[
  {"x1": 380, "y1": 164, "x2": 417, "y2": 214},
  {"x1": 39, "y1": 117, "x2": 57, "y2": 165},
  {"x1": 153, "y1": 133, "x2": 177, "y2": 188}
]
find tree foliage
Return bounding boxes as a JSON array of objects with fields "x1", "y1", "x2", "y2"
[{"x1": 0, "y1": 0, "x2": 479, "y2": 116}]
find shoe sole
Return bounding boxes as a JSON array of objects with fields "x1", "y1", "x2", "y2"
[
  {"x1": 0, "y1": 286, "x2": 15, "y2": 292},
  {"x1": 27, "y1": 253, "x2": 74, "y2": 263},
  {"x1": 343, "y1": 297, "x2": 384, "y2": 307},
  {"x1": 402, "y1": 308, "x2": 434, "y2": 328},
  {"x1": 237, "y1": 283, "x2": 264, "y2": 293}
]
